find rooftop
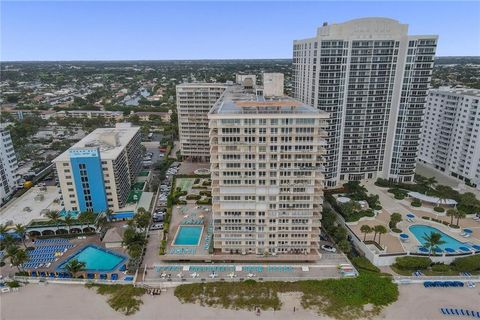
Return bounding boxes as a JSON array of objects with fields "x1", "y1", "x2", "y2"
[
  {"x1": 210, "y1": 85, "x2": 326, "y2": 116},
  {"x1": 432, "y1": 87, "x2": 480, "y2": 98},
  {"x1": 53, "y1": 123, "x2": 139, "y2": 162}
]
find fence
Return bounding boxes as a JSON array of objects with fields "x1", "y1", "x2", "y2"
[{"x1": 13, "y1": 276, "x2": 134, "y2": 286}]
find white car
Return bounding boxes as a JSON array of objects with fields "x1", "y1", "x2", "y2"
[
  {"x1": 321, "y1": 244, "x2": 337, "y2": 253},
  {"x1": 150, "y1": 223, "x2": 164, "y2": 230}
]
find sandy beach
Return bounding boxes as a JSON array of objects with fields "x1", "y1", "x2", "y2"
[{"x1": 1, "y1": 283, "x2": 479, "y2": 320}]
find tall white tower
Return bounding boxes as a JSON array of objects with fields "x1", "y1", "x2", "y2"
[{"x1": 293, "y1": 18, "x2": 438, "y2": 187}]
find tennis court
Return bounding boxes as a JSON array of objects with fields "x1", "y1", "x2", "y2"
[{"x1": 176, "y1": 178, "x2": 194, "y2": 192}]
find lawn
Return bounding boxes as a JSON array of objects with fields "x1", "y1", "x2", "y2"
[
  {"x1": 174, "y1": 273, "x2": 398, "y2": 320},
  {"x1": 176, "y1": 178, "x2": 194, "y2": 192}
]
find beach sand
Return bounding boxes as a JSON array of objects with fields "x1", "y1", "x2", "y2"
[{"x1": 1, "y1": 283, "x2": 479, "y2": 320}]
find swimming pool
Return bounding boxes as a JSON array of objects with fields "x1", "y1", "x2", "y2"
[
  {"x1": 173, "y1": 226, "x2": 203, "y2": 246},
  {"x1": 58, "y1": 245, "x2": 126, "y2": 272},
  {"x1": 409, "y1": 225, "x2": 469, "y2": 251}
]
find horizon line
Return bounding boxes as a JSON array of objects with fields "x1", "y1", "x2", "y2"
[{"x1": 2, "y1": 56, "x2": 479, "y2": 63}]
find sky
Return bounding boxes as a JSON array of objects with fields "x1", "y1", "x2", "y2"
[{"x1": 1, "y1": 1, "x2": 479, "y2": 61}]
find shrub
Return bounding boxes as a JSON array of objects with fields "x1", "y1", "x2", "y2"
[
  {"x1": 193, "y1": 178, "x2": 200, "y2": 184},
  {"x1": 422, "y1": 216, "x2": 431, "y2": 220},
  {"x1": 373, "y1": 205, "x2": 382, "y2": 210},
  {"x1": 451, "y1": 255, "x2": 480, "y2": 272},
  {"x1": 433, "y1": 206, "x2": 445, "y2": 213},
  {"x1": 186, "y1": 194, "x2": 201, "y2": 200},
  {"x1": 351, "y1": 256, "x2": 380, "y2": 273},
  {"x1": 394, "y1": 194, "x2": 405, "y2": 200},
  {"x1": 196, "y1": 198, "x2": 212, "y2": 205},
  {"x1": 375, "y1": 178, "x2": 393, "y2": 187},
  {"x1": 394, "y1": 256, "x2": 432, "y2": 270},
  {"x1": 431, "y1": 264, "x2": 451, "y2": 273},
  {"x1": 391, "y1": 228, "x2": 402, "y2": 233},
  {"x1": 199, "y1": 190, "x2": 212, "y2": 197},
  {"x1": 411, "y1": 200, "x2": 422, "y2": 207}
]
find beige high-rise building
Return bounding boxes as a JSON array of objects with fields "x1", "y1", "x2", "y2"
[
  {"x1": 176, "y1": 83, "x2": 228, "y2": 160},
  {"x1": 293, "y1": 17, "x2": 438, "y2": 187},
  {"x1": 208, "y1": 83, "x2": 328, "y2": 256}
]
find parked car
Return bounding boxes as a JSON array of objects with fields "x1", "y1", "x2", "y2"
[
  {"x1": 321, "y1": 244, "x2": 337, "y2": 253},
  {"x1": 150, "y1": 223, "x2": 164, "y2": 230}
]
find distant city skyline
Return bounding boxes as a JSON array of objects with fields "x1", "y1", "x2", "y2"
[{"x1": 1, "y1": 1, "x2": 479, "y2": 61}]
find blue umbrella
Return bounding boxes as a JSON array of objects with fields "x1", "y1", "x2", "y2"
[
  {"x1": 459, "y1": 246, "x2": 471, "y2": 252},
  {"x1": 418, "y1": 247, "x2": 429, "y2": 253},
  {"x1": 400, "y1": 233, "x2": 409, "y2": 239},
  {"x1": 444, "y1": 248, "x2": 456, "y2": 253},
  {"x1": 406, "y1": 213, "x2": 415, "y2": 218},
  {"x1": 472, "y1": 245, "x2": 480, "y2": 251},
  {"x1": 463, "y1": 229, "x2": 473, "y2": 234},
  {"x1": 434, "y1": 247, "x2": 443, "y2": 253}
]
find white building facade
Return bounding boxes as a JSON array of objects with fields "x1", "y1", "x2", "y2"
[
  {"x1": 293, "y1": 18, "x2": 438, "y2": 187},
  {"x1": 208, "y1": 85, "x2": 328, "y2": 256},
  {"x1": 176, "y1": 83, "x2": 228, "y2": 160},
  {"x1": 418, "y1": 88, "x2": 480, "y2": 190},
  {"x1": 0, "y1": 127, "x2": 19, "y2": 206}
]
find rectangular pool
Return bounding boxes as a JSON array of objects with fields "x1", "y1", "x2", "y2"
[
  {"x1": 173, "y1": 226, "x2": 203, "y2": 246},
  {"x1": 58, "y1": 245, "x2": 126, "y2": 272}
]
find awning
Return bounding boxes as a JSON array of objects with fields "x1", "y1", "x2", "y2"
[{"x1": 407, "y1": 192, "x2": 457, "y2": 205}]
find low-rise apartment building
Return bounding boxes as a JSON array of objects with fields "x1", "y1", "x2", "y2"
[
  {"x1": 418, "y1": 87, "x2": 480, "y2": 189},
  {"x1": 53, "y1": 123, "x2": 142, "y2": 212}
]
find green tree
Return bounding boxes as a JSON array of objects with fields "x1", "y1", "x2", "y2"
[
  {"x1": 425, "y1": 177, "x2": 437, "y2": 195},
  {"x1": 457, "y1": 192, "x2": 480, "y2": 215},
  {"x1": 375, "y1": 225, "x2": 388, "y2": 246},
  {"x1": 133, "y1": 210, "x2": 151, "y2": 232},
  {"x1": 46, "y1": 210, "x2": 61, "y2": 233},
  {"x1": 360, "y1": 225, "x2": 372, "y2": 241},
  {"x1": 337, "y1": 239, "x2": 351, "y2": 254},
  {"x1": 8, "y1": 247, "x2": 28, "y2": 272},
  {"x1": 15, "y1": 224, "x2": 27, "y2": 248},
  {"x1": 389, "y1": 213, "x2": 402, "y2": 229},
  {"x1": 454, "y1": 210, "x2": 466, "y2": 226},
  {"x1": 422, "y1": 232, "x2": 446, "y2": 255},
  {"x1": 63, "y1": 214, "x2": 75, "y2": 234},
  {"x1": 446, "y1": 209, "x2": 457, "y2": 225},
  {"x1": 333, "y1": 227, "x2": 347, "y2": 243},
  {"x1": 64, "y1": 258, "x2": 86, "y2": 278}
]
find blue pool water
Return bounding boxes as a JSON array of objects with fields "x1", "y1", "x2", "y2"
[
  {"x1": 174, "y1": 226, "x2": 202, "y2": 246},
  {"x1": 409, "y1": 225, "x2": 469, "y2": 251},
  {"x1": 58, "y1": 245, "x2": 125, "y2": 271}
]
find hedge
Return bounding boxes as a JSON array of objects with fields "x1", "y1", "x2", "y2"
[
  {"x1": 452, "y1": 255, "x2": 480, "y2": 272},
  {"x1": 394, "y1": 256, "x2": 432, "y2": 270},
  {"x1": 186, "y1": 194, "x2": 201, "y2": 200},
  {"x1": 411, "y1": 200, "x2": 422, "y2": 207},
  {"x1": 433, "y1": 206, "x2": 445, "y2": 213}
]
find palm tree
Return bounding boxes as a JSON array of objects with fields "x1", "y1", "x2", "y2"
[
  {"x1": 64, "y1": 258, "x2": 86, "y2": 278},
  {"x1": 375, "y1": 225, "x2": 388, "y2": 246},
  {"x1": 446, "y1": 209, "x2": 457, "y2": 225},
  {"x1": 454, "y1": 210, "x2": 466, "y2": 227},
  {"x1": 0, "y1": 224, "x2": 8, "y2": 239},
  {"x1": 360, "y1": 225, "x2": 372, "y2": 241},
  {"x1": 422, "y1": 232, "x2": 446, "y2": 255},
  {"x1": 7, "y1": 247, "x2": 28, "y2": 272},
  {"x1": 15, "y1": 224, "x2": 27, "y2": 248},
  {"x1": 46, "y1": 210, "x2": 61, "y2": 234},
  {"x1": 435, "y1": 185, "x2": 453, "y2": 207},
  {"x1": 425, "y1": 177, "x2": 437, "y2": 195},
  {"x1": 64, "y1": 215, "x2": 74, "y2": 234}
]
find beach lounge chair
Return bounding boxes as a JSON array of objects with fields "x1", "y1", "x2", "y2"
[{"x1": 111, "y1": 273, "x2": 118, "y2": 281}]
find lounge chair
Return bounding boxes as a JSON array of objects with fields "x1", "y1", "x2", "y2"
[{"x1": 111, "y1": 273, "x2": 118, "y2": 280}]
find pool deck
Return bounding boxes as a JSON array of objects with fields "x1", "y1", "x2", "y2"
[{"x1": 347, "y1": 181, "x2": 480, "y2": 255}]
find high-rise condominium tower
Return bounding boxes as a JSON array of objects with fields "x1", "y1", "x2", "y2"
[
  {"x1": 176, "y1": 83, "x2": 228, "y2": 160},
  {"x1": 418, "y1": 88, "x2": 480, "y2": 190},
  {"x1": 208, "y1": 80, "x2": 328, "y2": 257},
  {"x1": 293, "y1": 18, "x2": 438, "y2": 187},
  {"x1": 0, "y1": 127, "x2": 19, "y2": 206}
]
